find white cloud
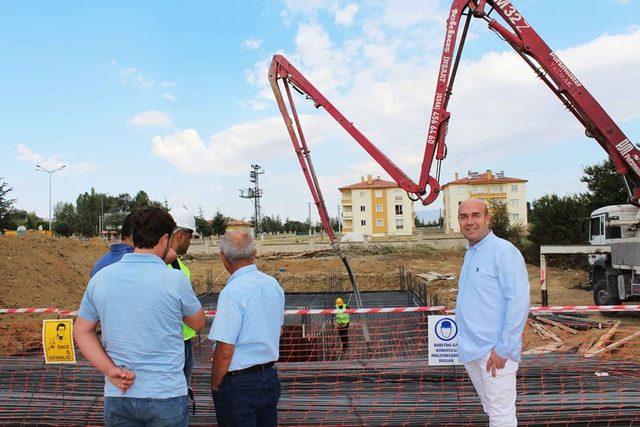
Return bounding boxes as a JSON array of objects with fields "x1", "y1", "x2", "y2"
[
  {"x1": 16, "y1": 144, "x2": 97, "y2": 176},
  {"x1": 127, "y1": 110, "x2": 174, "y2": 128},
  {"x1": 120, "y1": 67, "x2": 155, "y2": 91},
  {"x1": 151, "y1": 114, "x2": 340, "y2": 175},
  {"x1": 162, "y1": 93, "x2": 176, "y2": 101},
  {"x1": 242, "y1": 37, "x2": 263, "y2": 49},
  {"x1": 334, "y1": 3, "x2": 358, "y2": 26}
]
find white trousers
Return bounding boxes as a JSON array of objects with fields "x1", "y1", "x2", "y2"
[{"x1": 464, "y1": 352, "x2": 519, "y2": 427}]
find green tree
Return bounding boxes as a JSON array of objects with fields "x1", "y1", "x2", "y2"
[
  {"x1": 133, "y1": 191, "x2": 151, "y2": 210},
  {"x1": 211, "y1": 211, "x2": 227, "y2": 236},
  {"x1": 53, "y1": 222, "x2": 73, "y2": 237},
  {"x1": 54, "y1": 202, "x2": 77, "y2": 231},
  {"x1": 195, "y1": 216, "x2": 213, "y2": 237},
  {"x1": 528, "y1": 194, "x2": 591, "y2": 246},
  {"x1": 581, "y1": 158, "x2": 628, "y2": 210},
  {"x1": 488, "y1": 200, "x2": 526, "y2": 245},
  {"x1": 0, "y1": 178, "x2": 17, "y2": 230},
  {"x1": 75, "y1": 188, "x2": 103, "y2": 237}
]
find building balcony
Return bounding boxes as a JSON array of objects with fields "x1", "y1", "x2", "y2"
[{"x1": 469, "y1": 192, "x2": 506, "y2": 199}]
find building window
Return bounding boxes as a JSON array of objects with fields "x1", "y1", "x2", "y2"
[
  {"x1": 511, "y1": 184, "x2": 518, "y2": 192},
  {"x1": 396, "y1": 218, "x2": 404, "y2": 229},
  {"x1": 360, "y1": 220, "x2": 366, "y2": 226},
  {"x1": 495, "y1": 185, "x2": 503, "y2": 192},
  {"x1": 360, "y1": 205, "x2": 366, "y2": 212},
  {"x1": 375, "y1": 190, "x2": 383, "y2": 198},
  {"x1": 376, "y1": 219, "x2": 384, "y2": 227},
  {"x1": 395, "y1": 205, "x2": 403, "y2": 215},
  {"x1": 510, "y1": 199, "x2": 519, "y2": 208},
  {"x1": 375, "y1": 204, "x2": 383, "y2": 213},
  {"x1": 360, "y1": 191, "x2": 365, "y2": 197},
  {"x1": 511, "y1": 213, "x2": 520, "y2": 222},
  {"x1": 394, "y1": 190, "x2": 403, "y2": 201}
]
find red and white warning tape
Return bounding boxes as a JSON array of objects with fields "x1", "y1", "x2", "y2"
[
  {"x1": 530, "y1": 305, "x2": 640, "y2": 313},
  {"x1": 2, "y1": 305, "x2": 640, "y2": 316}
]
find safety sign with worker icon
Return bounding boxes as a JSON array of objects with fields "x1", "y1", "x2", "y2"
[
  {"x1": 428, "y1": 315, "x2": 460, "y2": 366},
  {"x1": 42, "y1": 319, "x2": 76, "y2": 364}
]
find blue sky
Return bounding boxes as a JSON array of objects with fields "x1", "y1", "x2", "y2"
[{"x1": 2, "y1": 0, "x2": 639, "y2": 222}]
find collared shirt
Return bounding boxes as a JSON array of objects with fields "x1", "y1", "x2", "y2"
[
  {"x1": 78, "y1": 253, "x2": 202, "y2": 398},
  {"x1": 90, "y1": 243, "x2": 134, "y2": 278},
  {"x1": 208, "y1": 264, "x2": 285, "y2": 371},
  {"x1": 456, "y1": 231, "x2": 530, "y2": 363}
]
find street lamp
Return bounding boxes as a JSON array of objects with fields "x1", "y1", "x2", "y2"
[{"x1": 35, "y1": 164, "x2": 66, "y2": 233}]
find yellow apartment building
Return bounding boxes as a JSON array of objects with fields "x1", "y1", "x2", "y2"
[
  {"x1": 339, "y1": 175, "x2": 415, "y2": 236},
  {"x1": 442, "y1": 170, "x2": 528, "y2": 233}
]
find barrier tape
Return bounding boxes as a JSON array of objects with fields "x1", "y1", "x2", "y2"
[{"x1": 2, "y1": 305, "x2": 640, "y2": 316}]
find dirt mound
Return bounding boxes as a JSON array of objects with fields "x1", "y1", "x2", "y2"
[{"x1": 0, "y1": 235, "x2": 107, "y2": 308}]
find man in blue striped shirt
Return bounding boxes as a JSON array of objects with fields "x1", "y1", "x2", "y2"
[{"x1": 456, "y1": 199, "x2": 530, "y2": 427}]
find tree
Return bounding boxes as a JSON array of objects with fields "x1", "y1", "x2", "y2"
[
  {"x1": 488, "y1": 200, "x2": 525, "y2": 245},
  {"x1": 75, "y1": 188, "x2": 103, "y2": 237},
  {"x1": 581, "y1": 158, "x2": 628, "y2": 210},
  {"x1": 211, "y1": 211, "x2": 227, "y2": 236},
  {"x1": 54, "y1": 202, "x2": 77, "y2": 232},
  {"x1": 133, "y1": 191, "x2": 151, "y2": 210},
  {"x1": 195, "y1": 216, "x2": 213, "y2": 237},
  {"x1": 53, "y1": 222, "x2": 73, "y2": 237},
  {"x1": 0, "y1": 178, "x2": 17, "y2": 230},
  {"x1": 528, "y1": 194, "x2": 591, "y2": 246}
]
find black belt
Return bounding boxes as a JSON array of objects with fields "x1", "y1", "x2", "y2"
[{"x1": 226, "y1": 362, "x2": 275, "y2": 377}]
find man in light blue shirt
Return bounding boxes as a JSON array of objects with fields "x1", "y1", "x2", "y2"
[
  {"x1": 74, "y1": 207, "x2": 205, "y2": 426},
  {"x1": 456, "y1": 199, "x2": 530, "y2": 427},
  {"x1": 209, "y1": 231, "x2": 285, "y2": 427}
]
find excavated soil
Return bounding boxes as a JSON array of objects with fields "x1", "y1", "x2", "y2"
[{"x1": 0, "y1": 235, "x2": 601, "y2": 355}]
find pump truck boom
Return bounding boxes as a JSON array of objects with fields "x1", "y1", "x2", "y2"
[{"x1": 269, "y1": 0, "x2": 639, "y2": 306}]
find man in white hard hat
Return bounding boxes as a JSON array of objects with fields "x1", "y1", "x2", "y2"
[{"x1": 168, "y1": 206, "x2": 198, "y2": 404}]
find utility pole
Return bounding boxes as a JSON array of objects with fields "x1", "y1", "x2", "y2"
[
  {"x1": 239, "y1": 164, "x2": 264, "y2": 235},
  {"x1": 337, "y1": 203, "x2": 342, "y2": 233},
  {"x1": 35, "y1": 164, "x2": 66, "y2": 233}
]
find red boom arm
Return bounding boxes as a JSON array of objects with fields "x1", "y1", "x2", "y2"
[{"x1": 269, "y1": 0, "x2": 640, "y2": 251}]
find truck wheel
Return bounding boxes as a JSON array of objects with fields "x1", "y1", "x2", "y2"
[{"x1": 593, "y1": 279, "x2": 620, "y2": 306}]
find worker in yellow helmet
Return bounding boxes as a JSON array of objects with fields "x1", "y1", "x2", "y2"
[{"x1": 334, "y1": 297, "x2": 350, "y2": 351}]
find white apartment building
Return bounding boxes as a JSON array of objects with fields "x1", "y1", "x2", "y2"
[{"x1": 442, "y1": 170, "x2": 528, "y2": 234}]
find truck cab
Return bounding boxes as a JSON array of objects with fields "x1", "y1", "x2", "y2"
[{"x1": 589, "y1": 205, "x2": 640, "y2": 305}]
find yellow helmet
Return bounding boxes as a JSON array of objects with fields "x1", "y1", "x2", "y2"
[{"x1": 336, "y1": 297, "x2": 344, "y2": 306}]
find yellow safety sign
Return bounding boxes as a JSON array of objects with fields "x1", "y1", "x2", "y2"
[{"x1": 42, "y1": 319, "x2": 76, "y2": 364}]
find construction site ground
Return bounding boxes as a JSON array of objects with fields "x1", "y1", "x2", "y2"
[
  {"x1": 3, "y1": 234, "x2": 640, "y2": 425},
  {"x1": 1, "y1": 234, "x2": 628, "y2": 355}
]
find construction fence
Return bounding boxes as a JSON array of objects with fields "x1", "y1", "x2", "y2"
[{"x1": 1, "y1": 306, "x2": 640, "y2": 425}]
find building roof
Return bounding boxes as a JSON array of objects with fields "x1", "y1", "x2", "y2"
[
  {"x1": 442, "y1": 170, "x2": 527, "y2": 188},
  {"x1": 339, "y1": 175, "x2": 399, "y2": 191}
]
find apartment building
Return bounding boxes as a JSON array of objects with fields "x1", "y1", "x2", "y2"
[
  {"x1": 340, "y1": 175, "x2": 415, "y2": 236},
  {"x1": 442, "y1": 170, "x2": 528, "y2": 233}
]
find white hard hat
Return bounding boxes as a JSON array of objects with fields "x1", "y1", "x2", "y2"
[{"x1": 173, "y1": 206, "x2": 196, "y2": 232}]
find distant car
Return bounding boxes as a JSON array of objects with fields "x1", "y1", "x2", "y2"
[{"x1": 341, "y1": 232, "x2": 365, "y2": 243}]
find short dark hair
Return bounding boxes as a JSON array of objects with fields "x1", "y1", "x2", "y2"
[
  {"x1": 56, "y1": 323, "x2": 66, "y2": 331},
  {"x1": 120, "y1": 212, "x2": 136, "y2": 239},
  {"x1": 132, "y1": 207, "x2": 176, "y2": 249}
]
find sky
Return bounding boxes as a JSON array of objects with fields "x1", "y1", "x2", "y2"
[{"x1": 1, "y1": 0, "x2": 639, "y2": 223}]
